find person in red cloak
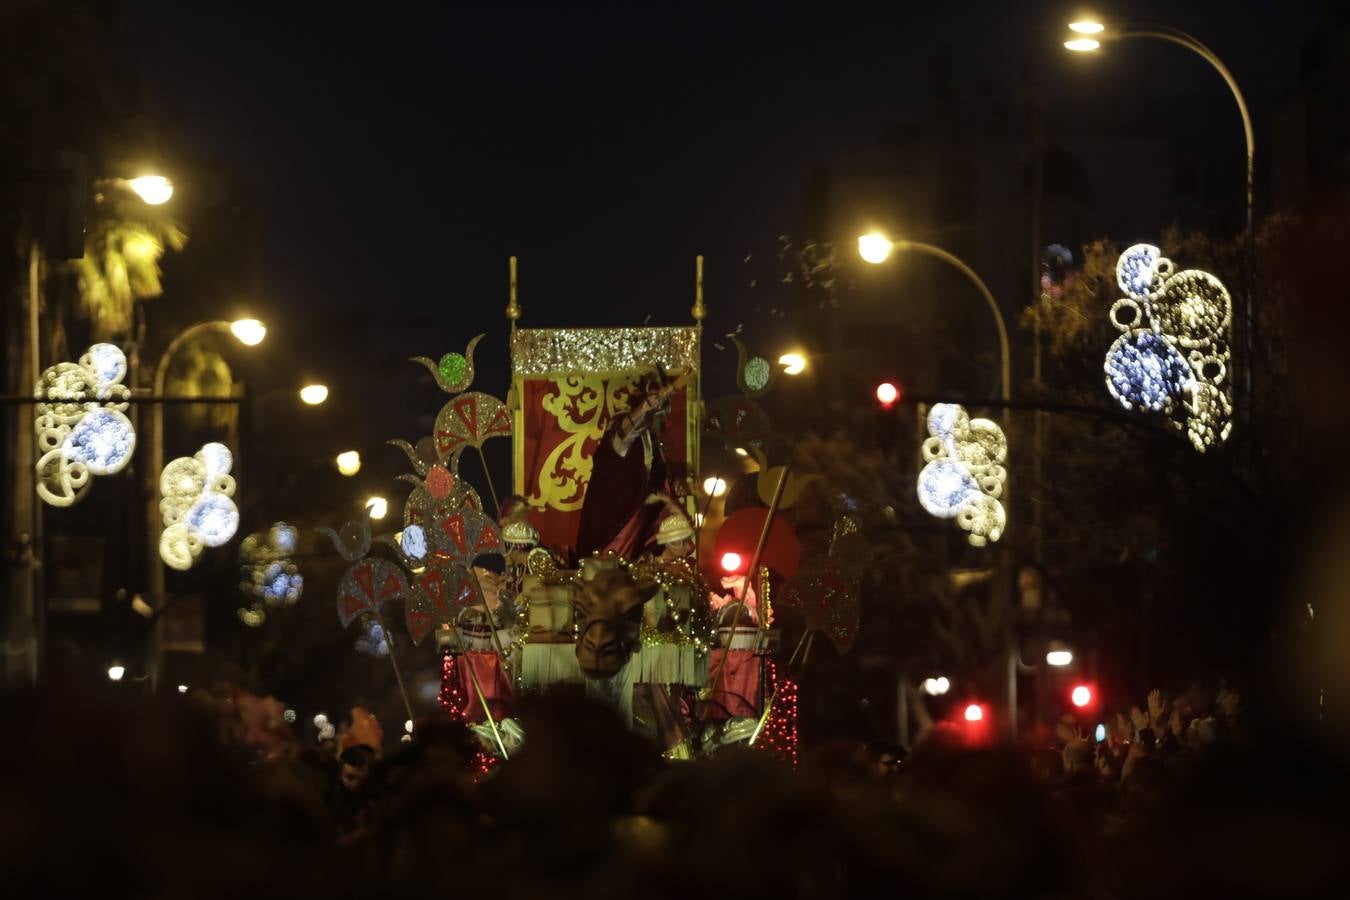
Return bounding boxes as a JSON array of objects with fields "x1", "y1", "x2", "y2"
[{"x1": 574, "y1": 367, "x2": 688, "y2": 561}]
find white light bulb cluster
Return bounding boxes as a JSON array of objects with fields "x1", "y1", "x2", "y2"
[
  {"x1": 34, "y1": 343, "x2": 136, "y2": 507},
  {"x1": 1104, "y1": 244, "x2": 1232, "y2": 452},
  {"x1": 917, "y1": 403, "x2": 1007, "y2": 547},
  {"x1": 159, "y1": 442, "x2": 239, "y2": 570}
]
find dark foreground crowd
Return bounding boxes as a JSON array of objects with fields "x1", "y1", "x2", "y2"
[{"x1": 2, "y1": 678, "x2": 1347, "y2": 900}]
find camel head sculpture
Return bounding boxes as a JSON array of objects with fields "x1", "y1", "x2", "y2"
[{"x1": 572, "y1": 567, "x2": 657, "y2": 679}]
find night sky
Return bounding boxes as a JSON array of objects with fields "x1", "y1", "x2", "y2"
[{"x1": 125, "y1": 0, "x2": 1322, "y2": 424}]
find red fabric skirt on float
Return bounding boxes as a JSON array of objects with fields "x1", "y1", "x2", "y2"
[
  {"x1": 702, "y1": 649, "x2": 762, "y2": 719},
  {"x1": 457, "y1": 651, "x2": 515, "y2": 723}
]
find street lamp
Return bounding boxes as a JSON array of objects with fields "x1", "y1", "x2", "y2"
[
  {"x1": 1061, "y1": 18, "x2": 1255, "y2": 402},
  {"x1": 777, "y1": 352, "x2": 807, "y2": 375},
  {"x1": 126, "y1": 175, "x2": 174, "y2": 205},
  {"x1": 146, "y1": 319, "x2": 265, "y2": 692},
  {"x1": 859, "y1": 233, "x2": 1015, "y2": 736},
  {"x1": 299, "y1": 383, "x2": 329, "y2": 405},
  {"x1": 336, "y1": 450, "x2": 361, "y2": 476},
  {"x1": 857, "y1": 233, "x2": 1011, "y2": 405},
  {"x1": 366, "y1": 496, "x2": 389, "y2": 520},
  {"x1": 1046, "y1": 640, "x2": 1074, "y2": 667}
]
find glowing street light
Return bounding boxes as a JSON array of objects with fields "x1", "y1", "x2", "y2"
[
  {"x1": 777, "y1": 352, "x2": 807, "y2": 375},
  {"x1": 858, "y1": 232, "x2": 894, "y2": 265},
  {"x1": 1064, "y1": 37, "x2": 1101, "y2": 51},
  {"x1": 702, "y1": 476, "x2": 727, "y2": 497},
  {"x1": 230, "y1": 319, "x2": 267, "y2": 346},
  {"x1": 299, "y1": 383, "x2": 329, "y2": 405},
  {"x1": 922, "y1": 676, "x2": 951, "y2": 696},
  {"x1": 366, "y1": 496, "x2": 388, "y2": 520},
  {"x1": 1068, "y1": 19, "x2": 1105, "y2": 33},
  {"x1": 127, "y1": 175, "x2": 174, "y2": 205},
  {"x1": 177, "y1": 684, "x2": 189, "y2": 694},
  {"x1": 107, "y1": 664, "x2": 126, "y2": 682},
  {"x1": 1046, "y1": 641, "x2": 1074, "y2": 667},
  {"x1": 336, "y1": 450, "x2": 361, "y2": 476}
]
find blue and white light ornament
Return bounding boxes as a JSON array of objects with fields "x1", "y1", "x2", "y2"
[
  {"x1": 917, "y1": 403, "x2": 1008, "y2": 547},
  {"x1": 160, "y1": 442, "x2": 240, "y2": 570},
  {"x1": 238, "y1": 522, "x2": 304, "y2": 624},
  {"x1": 34, "y1": 343, "x2": 136, "y2": 507},
  {"x1": 1104, "y1": 243, "x2": 1232, "y2": 452}
]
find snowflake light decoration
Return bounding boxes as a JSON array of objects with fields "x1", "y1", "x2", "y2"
[
  {"x1": 33, "y1": 343, "x2": 136, "y2": 507},
  {"x1": 1104, "y1": 243, "x2": 1232, "y2": 452},
  {"x1": 159, "y1": 442, "x2": 240, "y2": 570},
  {"x1": 917, "y1": 403, "x2": 1007, "y2": 547},
  {"x1": 239, "y1": 522, "x2": 304, "y2": 622}
]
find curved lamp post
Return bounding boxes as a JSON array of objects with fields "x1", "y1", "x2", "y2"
[
  {"x1": 1064, "y1": 18, "x2": 1255, "y2": 408},
  {"x1": 857, "y1": 233, "x2": 1011, "y2": 408},
  {"x1": 145, "y1": 319, "x2": 264, "y2": 691}
]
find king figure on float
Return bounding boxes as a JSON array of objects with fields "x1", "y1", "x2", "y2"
[{"x1": 573, "y1": 366, "x2": 691, "y2": 561}]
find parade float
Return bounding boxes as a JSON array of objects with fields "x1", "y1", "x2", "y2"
[{"x1": 322, "y1": 258, "x2": 863, "y2": 765}]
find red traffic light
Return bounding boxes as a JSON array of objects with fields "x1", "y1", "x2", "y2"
[
  {"x1": 1071, "y1": 684, "x2": 1093, "y2": 708},
  {"x1": 720, "y1": 551, "x2": 743, "y2": 573},
  {"x1": 963, "y1": 703, "x2": 984, "y2": 722},
  {"x1": 875, "y1": 382, "x2": 901, "y2": 407}
]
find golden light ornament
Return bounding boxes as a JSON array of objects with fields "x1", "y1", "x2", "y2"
[
  {"x1": 1103, "y1": 244, "x2": 1232, "y2": 452},
  {"x1": 34, "y1": 343, "x2": 136, "y2": 507},
  {"x1": 858, "y1": 232, "x2": 894, "y2": 265},
  {"x1": 917, "y1": 403, "x2": 1007, "y2": 547},
  {"x1": 127, "y1": 175, "x2": 174, "y2": 205},
  {"x1": 777, "y1": 352, "x2": 807, "y2": 375},
  {"x1": 336, "y1": 450, "x2": 361, "y2": 476},
  {"x1": 230, "y1": 319, "x2": 267, "y2": 346},
  {"x1": 159, "y1": 443, "x2": 240, "y2": 571},
  {"x1": 366, "y1": 496, "x2": 389, "y2": 520},
  {"x1": 299, "y1": 383, "x2": 329, "y2": 405}
]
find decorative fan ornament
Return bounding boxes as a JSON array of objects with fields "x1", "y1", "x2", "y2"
[
  {"x1": 731, "y1": 337, "x2": 780, "y2": 399},
  {"x1": 778, "y1": 516, "x2": 867, "y2": 655},
  {"x1": 405, "y1": 562, "x2": 484, "y2": 645},
  {"x1": 433, "y1": 391, "x2": 513, "y2": 459},
  {"x1": 320, "y1": 517, "x2": 412, "y2": 628}
]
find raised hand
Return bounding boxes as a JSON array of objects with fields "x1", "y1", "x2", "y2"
[
  {"x1": 1147, "y1": 689, "x2": 1167, "y2": 728},
  {"x1": 1130, "y1": 705, "x2": 1149, "y2": 733}
]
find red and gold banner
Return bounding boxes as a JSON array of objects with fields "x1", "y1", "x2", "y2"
[{"x1": 511, "y1": 327, "x2": 700, "y2": 554}]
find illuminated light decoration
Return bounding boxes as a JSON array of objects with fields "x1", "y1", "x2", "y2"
[
  {"x1": 238, "y1": 522, "x2": 304, "y2": 622},
  {"x1": 400, "y1": 524, "x2": 428, "y2": 560},
  {"x1": 917, "y1": 403, "x2": 1007, "y2": 547},
  {"x1": 354, "y1": 618, "x2": 390, "y2": 657},
  {"x1": 743, "y1": 356, "x2": 771, "y2": 392},
  {"x1": 964, "y1": 703, "x2": 984, "y2": 722},
  {"x1": 34, "y1": 343, "x2": 136, "y2": 507},
  {"x1": 405, "y1": 561, "x2": 482, "y2": 645},
  {"x1": 720, "y1": 551, "x2": 743, "y2": 573},
  {"x1": 230, "y1": 319, "x2": 266, "y2": 345},
  {"x1": 702, "y1": 475, "x2": 727, "y2": 497},
  {"x1": 283, "y1": 708, "x2": 297, "y2": 724},
  {"x1": 1104, "y1": 243, "x2": 1232, "y2": 452},
  {"x1": 159, "y1": 442, "x2": 239, "y2": 571},
  {"x1": 366, "y1": 496, "x2": 388, "y2": 520},
  {"x1": 756, "y1": 659, "x2": 799, "y2": 769},
  {"x1": 439, "y1": 648, "x2": 497, "y2": 776}
]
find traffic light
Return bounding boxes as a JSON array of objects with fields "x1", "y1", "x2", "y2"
[
  {"x1": 875, "y1": 381, "x2": 901, "y2": 408},
  {"x1": 963, "y1": 702, "x2": 985, "y2": 722},
  {"x1": 1071, "y1": 684, "x2": 1093, "y2": 708}
]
